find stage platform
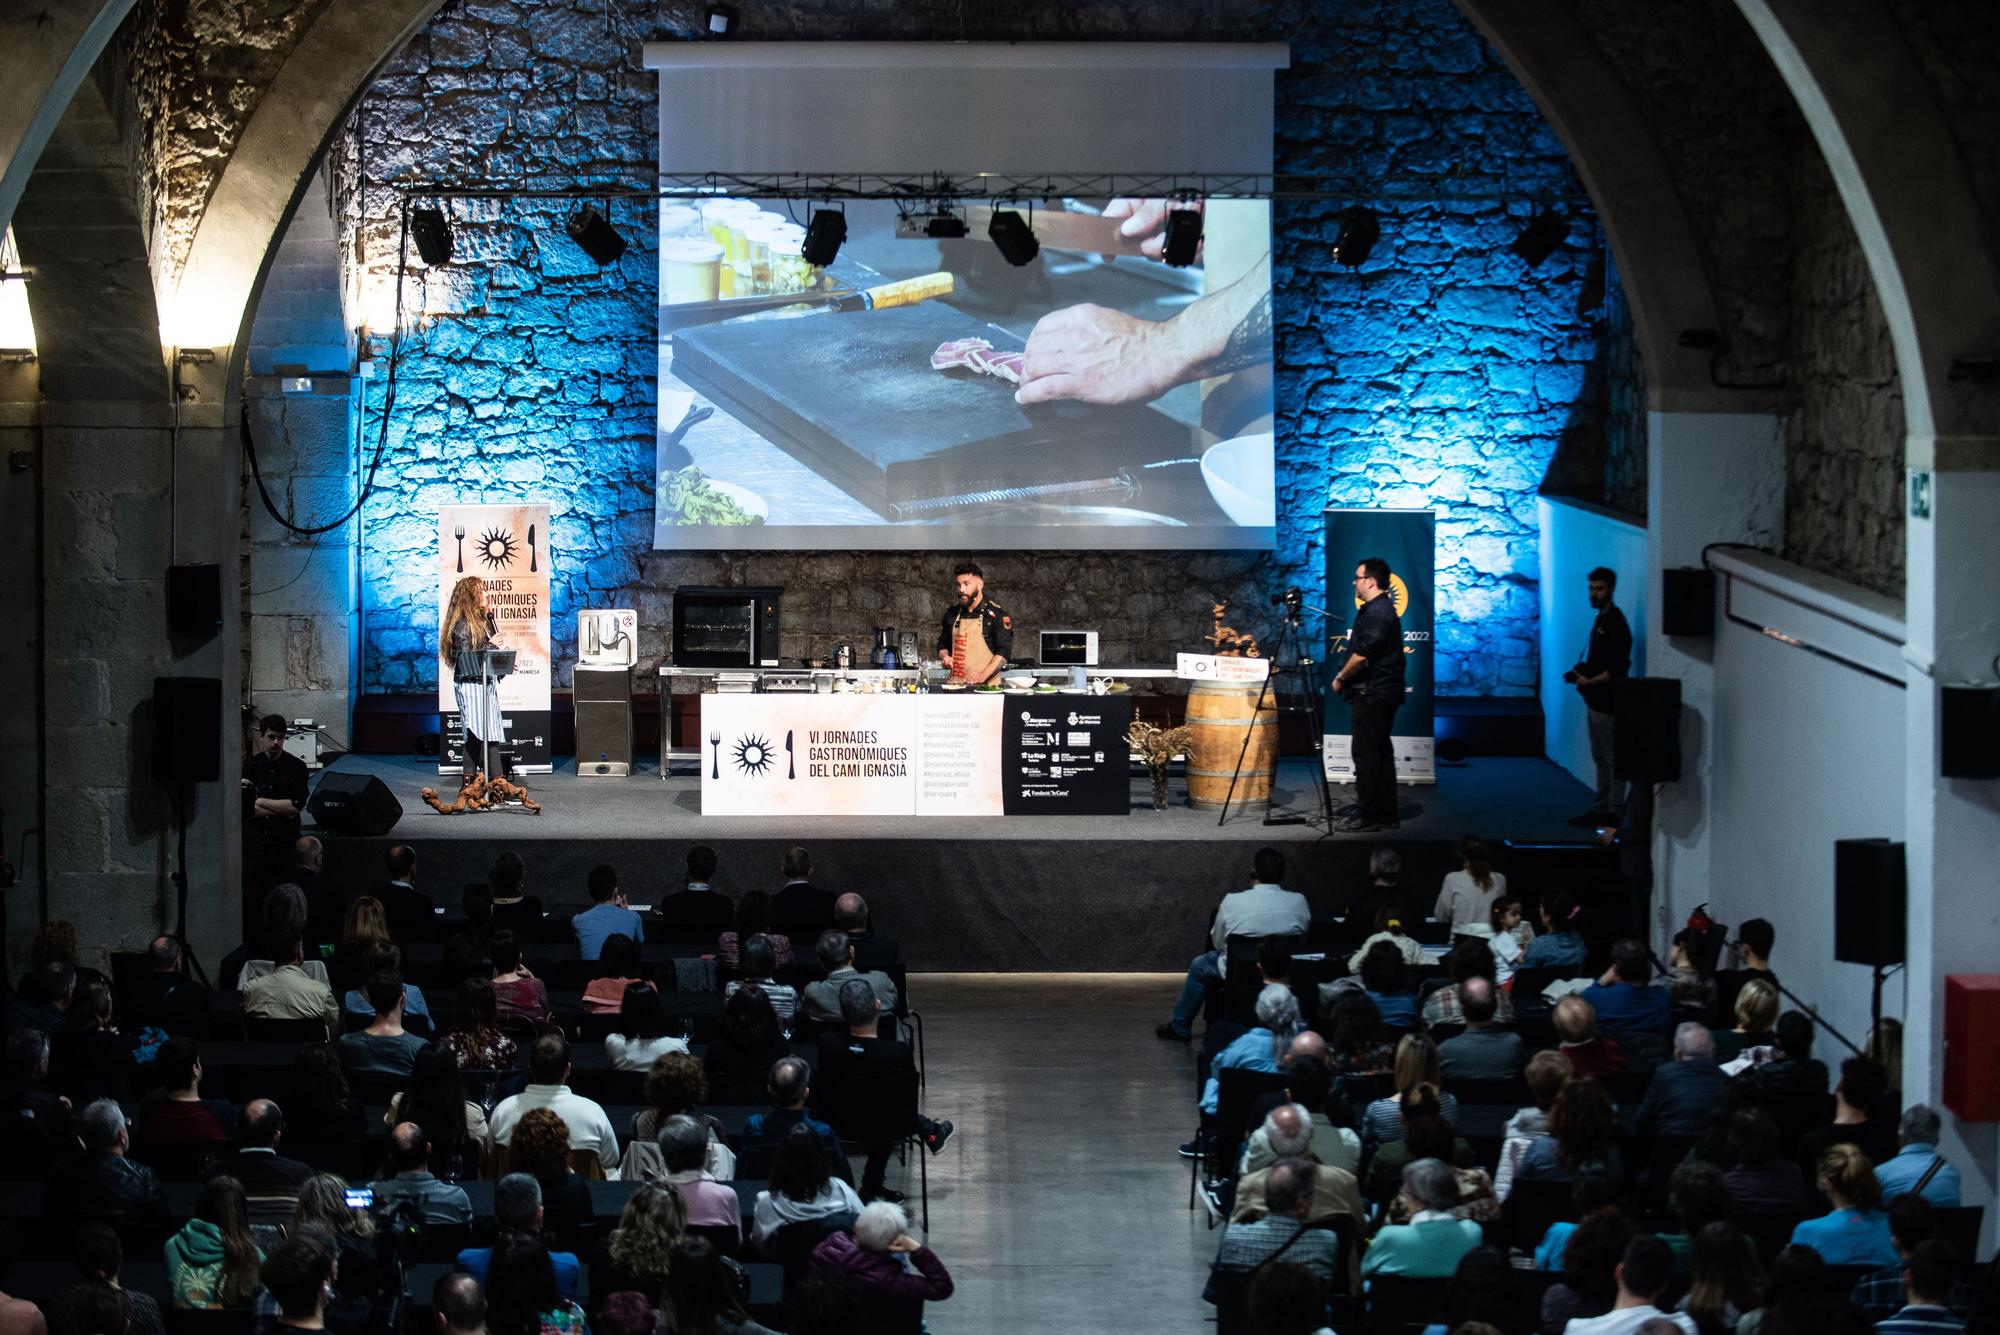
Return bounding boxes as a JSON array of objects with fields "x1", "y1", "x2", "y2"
[{"x1": 311, "y1": 754, "x2": 1604, "y2": 972}]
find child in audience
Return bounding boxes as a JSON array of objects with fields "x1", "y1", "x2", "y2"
[{"x1": 1488, "y1": 897, "x2": 1533, "y2": 989}]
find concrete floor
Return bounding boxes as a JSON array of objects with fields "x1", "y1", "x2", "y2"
[{"x1": 887, "y1": 972, "x2": 1215, "y2": 1333}]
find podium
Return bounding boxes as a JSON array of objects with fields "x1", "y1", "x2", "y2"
[{"x1": 456, "y1": 647, "x2": 515, "y2": 778}]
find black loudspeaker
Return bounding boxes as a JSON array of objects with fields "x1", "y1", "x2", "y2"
[
  {"x1": 1662, "y1": 567, "x2": 1715, "y2": 637},
  {"x1": 1941, "y1": 686, "x2": 2000, "y2": 779},
  {"x1": 307, "y1": 772, "x2": 403, "y2": 836},
  {"x1": 1612, "y1": 676, "x2": 1681, "y2": 781},
  {"x1": 1834, "y1": 838, "x2": 1906, "y2": 966},
  {"x1": 167, "y1": 564, "x2": 222, "y2": 637},
  {"x1": 152, "y1": 677, "x2": 221, "y2": 783}
]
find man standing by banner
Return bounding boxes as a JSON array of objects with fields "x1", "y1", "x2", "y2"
[
  {"x1": 1330, "y1": 557, "x2": 1404, "y2": 831},
  {"x1": 1563, "y1": 565, "x2": 1632, "y2": 826}
]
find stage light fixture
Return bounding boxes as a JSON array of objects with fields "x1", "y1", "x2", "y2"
[
  {"x1": 410, "y1": 207, "x2": 454, "y2": 266},
  {"x1": 926, "y1": 212, "x2": 968, "y2": 239},
  {"x1": 1161, "y1": 207, "x2": 1203, "y2": 267},
  {"x1": 803, "y1": 209, "x2": 847, "y2": 267},
  {"x1": 987, "y1": 208, "x2": 1039, "y2": 267},
  {"x1": 1333, "y1": 206, "x2": 1380, "y2": 267},
  {"x1": 567, "y1": 206, "x2": 628, "y2": 265},
  {"x1": 1511, "y1": 209, "x2": 1569, "y2": 267},
  {"x1": 705, "y1": 5, "x2": 737, "y2": 36}
]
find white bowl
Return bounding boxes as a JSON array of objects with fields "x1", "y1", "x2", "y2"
[
  {"x1": 1002, "y1": 674, "x2": 1036, "y2": 689},
  {"x1": 1200, "y1": 433, "x2": 1276, "y2": 527}
]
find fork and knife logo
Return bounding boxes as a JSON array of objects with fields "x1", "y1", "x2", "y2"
[{"x1": 712, "y1": 728, "x2": 795, "y2": 779}]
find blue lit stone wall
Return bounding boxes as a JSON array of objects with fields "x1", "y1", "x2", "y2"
[{"x1": 340, "y1": 0, "x2": 1621, "y2": 697}]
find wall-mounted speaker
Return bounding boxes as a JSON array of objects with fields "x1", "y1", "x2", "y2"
[
  {"x1": 307, "y1": 772, "x2": 403, "y2": 836},
  {"x1": 152, "y1": 677, "x2": 222, "y2": 783},
  {"x1": 1662, "y1": 567, "x2": 1715, "y2": 638},
  {"x1": 1941, "y1": 686, "x2": 2000, "y2": 779},
  {"x1": 1612, "y1": 677, "x2": 1680, "y2": 781},
  {"x1": 167, "y1": 564, "x2": 222, "y2": 637},
  {"x1": 1833, "y1": 837, "x2": 1905, "y2": 967}
]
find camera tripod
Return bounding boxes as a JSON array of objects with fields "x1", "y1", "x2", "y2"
[{"x1": 1216, "y1": 600, "x2": 1338, "y2": 829}]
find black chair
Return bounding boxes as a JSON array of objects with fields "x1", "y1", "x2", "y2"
[
  {"x1": 1636, "y1": 1134, "x2": 1699, "y2": 1207},
  {"x1": 1367, "y1": 1272, "x2": 1449, "y2": 1335},
  {"x1": 772, "y1": 1213, "x2": 854, "y2": 1303},
  {"x1": 1443, "y1": 1076, "x2": 1533, "y2": 1109},
  {"x1": 818, "y1": 1065, "x2": 930, "y2": 1230},
  {"x1": 417, "y1": 1221, "x2": 473, "y2": 1262},
  {"x1": 686, "y1": 1222, "x2": 741, "y2": 1258},
  {"x1": 1735, "y1": 1210, "x2": 1808, "y2": 1266},
  {"x1": 1502, "y1": 1176, "x2": 1580, "y2": 1252},
  {"x1": 1934, "y1": 1205, "x2": 1984, "y2": 1262},
  {"x1": 242, "y1": 1017, "x2": 332, "y2": 1043},
  {"x1": 130, "y1": 1140, "x2": 225, "y2": 1182},
  {"x1": 164, "y1": 1310, "x2": 255, "y2": 1335}
]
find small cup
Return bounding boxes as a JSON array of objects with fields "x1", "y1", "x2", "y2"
[{"x1": 662, "y1": 237, "x2": 725, "y2": 305}]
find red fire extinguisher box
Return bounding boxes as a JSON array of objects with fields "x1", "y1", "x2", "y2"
[{"x1": 1944, "y1": 975, "x2": 2000, "y2": 1122}]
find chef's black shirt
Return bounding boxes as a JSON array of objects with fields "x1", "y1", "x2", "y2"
[
  {"x1": 1345, "y1": 593, "x2": 1406, "y2": 702},
  {"x1": 243, "y1": 748, "x2": 310, "y2": 839},
  {"x1": 1576, "y1": 604, "x2": 1633, "y2": 713}
]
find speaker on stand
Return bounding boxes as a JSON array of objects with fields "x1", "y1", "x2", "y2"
[
  {"x1": 152, "y1": 677, "x2": 222, "y2": 987},
  {"x1": 1834, "y1": 837, "x2": 1906, "y2": 1037}
]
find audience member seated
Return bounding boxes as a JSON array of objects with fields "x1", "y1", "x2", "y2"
[
  {"x1": 487, "y1": 851, "x2": 547, "y2": 940},
  {"x1": 1639, "y1": 1023, "x2": 1729, "y2": 1138},
  {"x1": 164, "y1": 1175, "x2": 262, "y2": 1310},
  {"x1": 1873, "y1": 1240, "x2": 1965, "y2": 1335},
  {"x1": 484, "y1": 1231, "x2": 587, "y2": 1335},
  {"x1": 283, "y1": 1045, "x2": 368, "y2": 1145},
  {"x1": 368, "y1": 1122, "x2": 474, "y2": 1226},
  {"x1": 715, "y1": 891, "x2": 794, "y2": 971},
  {"x1": 45, "y1": 1101, "x2": 169, "y2": 1235},
  {"x1": 1554, "y1": 996, "x2": 1627, "y2": 1078},
  {"x1": 7, "y1": 961, "x2": 75, "y2": 1038},
  {"x1": 1199, "y1": 984, "x2": 1302, "y2": 1118},
  {"x1": 1490, "y1": 895, "x2": 1533, "y2": 988},
  {"x1": 121, "y1": 937, "x2": 207, "y2": 1035},
  {"x1": 135, "y1": 1037, "x2": 235, "y2": 1150},
  {"x1": 1424, "y1": 938, "x2": 1517, "y2": 1028},
  {"x1": 335, "y1": 971, "x2": 427, "y2": 1080},
  {"x1": 366, "y1": 843, "x2": 437, "y2": 941},
  {"x1": 1360, "y1": 1157, "x2": 1484, "y2": 1279},
  {"x1": 44, "y1": 1225, "x2": 163, "y2": 1335},
  {"x1": 1214, "y1": 1158, "x2": 1345, "y2": 1289},
  {"x1": 1362, "y1": 1035, "x2": 1460, "y2": 1145},
  {"x1": 2, "y1": 1029, "x2": 74, "y2": 1167},
  {"x1": 1791, "y1": 1144, "x2": 1897, "y2": 1266},
  {"x1": 1713, "y1": 918, "x2": 1779, "y2": 1028},
  {"x1": 507, "y1": 1108, "x2": 598, "y2": 1250},
  {"x1": 1865, "y1": 1019, "x2": 1903, "y2": 1125},
  {"x1": 1564, "y1": 1234, "x2": 1698, "y2": 1335},
  {"x1": 815, "y1": 981, "x2": 953, "y2": 1203},
  {"x1": 1156, "y1": 848, "x2": 1310, "y2": 1042},
  {"x1": 745, "y1": 1056, "x2": 846, "y2": 1162},
  {"x1": 488, "y1": 933, "x2": 554, "y2": 1033},
  {"x1": 1676, "y1": 1220, "x2": 1765, "y2": 1335},
  {"x1": 606, "y1": 983, "x2": 688, "y2": 1071},
  {"x1": 243, "y1": 933, "x2": 341, "y2": 1031},
  {"x1": 724, "y1": 936, "x2": 799, "y2": 1028},
  {"x1": 442, "y1": 886, "x2": 498, "y2": 977},
  {"x1": 572, "y1": 863, "x2": 644, "y2": 961},
  {"x1": 1345, "y1": 905, "x2": 1430, "y2": 975},
  {"x1": 587, "y1": 1182, "x2": 685, "y2": 1311},
  {"x1": 1749, "y1": 1012, "x2": 1833, "y2": 1148},
  {"x1": 1242, "y1": 1059, "x2": 1361, "y2": 1178},
  {"x1": 332, "y1": 897, "x2": 391, "y2": 997},
  {"x1": 1367, "y1": 1089, "x2": 1491, "y2": 1223},
  {"x1": 256, "y1": 1229, "x2": 335, "y2": 1335},
  {"x1": 1665, "y1": 928, "x2": 1722, "y2": 1020},
  {"x1": 809, "y1": 1199, "x2": 954, "y2": 1320},
  {"x1": 750, "y1": 1122, "x2": 864, "y2": 1255},
  {"x1": 339, "y1": 943, "x2": 432, "y2": 1035},
  {"x1": 441, "y1": 977, "x2": 518, "y2": 1071},
  {"x1": 385, "y1": 1044, "x2": 488, "y2": 1178},
  {"x1": 1797, "y1": 1057, "x2": 1897, "y2": 1176},
  {"x1": 664, "y1": 1236, "x2": 777, "y2": 1335},
  {"x1": 290, "y1": 1173, "x2": 383, "y2": 1335},
  {"x1": 702, "y1": 986, "x2": 789, "y2": 1105},
  {"x1": 1433, "y1": 1248, "x2": 1527, "y2": 1335},
  {"x1": 237, "y1": 886, "x2": 327, "y2": 992},
  {"x1": 287, "y1": 836, "x2": 335, "y2": 947},
  {"x1": 1438, "y1": 976, "x2": 1524, "y2": 1079},
  {"x1": 1324, "y1": 990, "x2": 1399, "y2": 1079},
  {"x1": 1713, "y1": 978, "x2": 1781, "y2": 1065},
  {"x1": 1873, "y1": 1105, "x2": 1962, "y2": 1207},
  {"x1": 1540, "y1": 1202, "x2": 1636, "y2": 1330},
  {"x1": 1520, "y1": 892, "x2": 1587, "y2": 971},
  {"x1": 580, "y1": 933, "x2": 646, "y2": 1015},
  {"x1": 50, "y1": 978, "x2": 134, "y2": 1106},
  {"x1": 1850, "y1": 1195, "x2": 1977, "y2": 1323},
  {"x1": 1498, "y1": 1049, "x2": 1574, "y2": 1200},
  {"x1": 431, "y1": 1272, "x2": 487, "y2": 1335},
  {"x1": 631, "y1": 1052, "x2": 736, "y2": 1179},
  {"x1": 492, "y1": 1034, "x2": 620, "y2": 1175},
  {"x1": 770, "y1": 846, "x2": 838, "y2": 944},
  {"x1": 454, "y1": 1173, "x2": 583, "y2": 1300},
  {"x1": 1349, "y1": 941, "x2": 1420, "y2": 1033},
  {"x1": 1209, "y1": 938, "x2": 1313, "y2": 1058},
  {"x1": 1344, "y1": 845, "x2": 1419, "y2": 936},
  {"x1": 833, "y1": 893, "x2": 898, "y2": 973},
  {"x1": 1533, "y1": 1174, "x2": 1619, "y2": 1272},
  {"x1": 1582, "y1": 939, "x2": 1673, "y2": 1035},
  {"x1": 655, "y1": 1115, "x2": 742, "y2": 1244},
  {"x1": 1723, "y1": 1107, "x2": 1813, "y2": 1216},
  {"x1": 1518, "y1": 1075, "x2": 1622, "y2": 1185},
  {"x1": 800, "y1": 929, "x2": 898, "y2": 1025},
  {"x1": 653, "y1": 845, "x2": 735, "y2": 936},
  {"x1": 1434, "y1": 834, "x2": 1506, "y2": 933},
  {"x1": 1658, "y1": 1161, "x2": 1734, "y2": 1275},
  {"x1": 202, "y1": 1099, "x2": 313, "y2": 1194}
]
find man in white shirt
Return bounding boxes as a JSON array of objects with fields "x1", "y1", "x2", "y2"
[
  {"x1": 1562, "y1": 1235, "x2": 1696, "y2": 1335},
  {"x1": 1158, "y1": 848, "x2": 1310, "y2": 1041},
  {"x1": 489, "y1": 1033, "x2": 620, "y2": 1174}
]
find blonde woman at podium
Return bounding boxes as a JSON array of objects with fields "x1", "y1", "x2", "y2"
[{"x1": 441, "y1": 575, "x2": 509, "y2": 786}]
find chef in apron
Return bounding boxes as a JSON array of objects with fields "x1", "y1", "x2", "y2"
[{"x1": 934, "y1": 561, "x2": 1015, "y2": 684}]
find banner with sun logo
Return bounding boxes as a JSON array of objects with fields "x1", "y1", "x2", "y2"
[
  {"x1": 1322, "y1": 507, "x2": 1436, "y2": 785},
  {"x1": 437, "y1": 504, "x2": 554, "y2": 772}
]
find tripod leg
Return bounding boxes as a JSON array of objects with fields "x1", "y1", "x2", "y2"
[{"x1": 1216, "y1": 671, "x2": 1275, "y2": 827}]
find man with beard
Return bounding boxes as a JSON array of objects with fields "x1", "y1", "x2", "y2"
[
  {"x1": 1563, "y1": 566, "x2": 1633, "y2": 826},
  {"x1": 935, "y1": 561, "x2": 1014, "y2": 685}
]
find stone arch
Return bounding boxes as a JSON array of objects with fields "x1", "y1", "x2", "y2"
[
  {"x1": 1451, "y1": 0, "x2": 1739, "y2": 413},
  {"x1": 0, "y1": 0, "x2": 139, "y2": 238}
]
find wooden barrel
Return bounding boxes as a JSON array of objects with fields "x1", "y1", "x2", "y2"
[{"x1": 1184, "y1": 679, "x2": 1279, "y2": 811}]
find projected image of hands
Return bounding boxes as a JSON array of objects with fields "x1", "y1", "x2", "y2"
[{"x1": 655, "y1": 196, "x2": 1275, "y2": 551}]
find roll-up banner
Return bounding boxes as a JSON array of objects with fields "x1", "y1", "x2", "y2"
[
  {"x1": 1323, "y1": 507, "x2": 1436, "y2": 784},
  {"x1": 438, "y1": 504, "x2": 553, "y2": 773}
]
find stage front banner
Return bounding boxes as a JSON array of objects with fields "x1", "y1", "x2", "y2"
[
  {"x1": 437, "y1": 503, "x2": 553, "y2": 773},
  {"x1": 1322, "y1": 506, "x2": 1436, "y2": 784}
]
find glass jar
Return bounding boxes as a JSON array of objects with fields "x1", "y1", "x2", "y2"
[{"x1": 662, "y1": 236, "x2": 725, "y2": 305}]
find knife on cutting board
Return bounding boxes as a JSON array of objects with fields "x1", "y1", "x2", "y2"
[{"x1": 664, "y1": 272, "x2": 956, "y2": 333}]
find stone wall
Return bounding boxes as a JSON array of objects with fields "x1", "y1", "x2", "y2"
[{"x1": 335, "y1": 0, "x2": 1615, "y2": 699}]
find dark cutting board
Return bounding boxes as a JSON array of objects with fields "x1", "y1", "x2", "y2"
[{"x1": 672, "y1": 302, "x2": 1196, "y2": 519}]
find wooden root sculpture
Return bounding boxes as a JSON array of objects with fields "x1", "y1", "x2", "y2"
[
  {"x1": 1206, "y1": 599, "x2": 1262, "y2": 659},
  {"x1": 419, "y1": 773, "x2": 542, "y2": 816}
]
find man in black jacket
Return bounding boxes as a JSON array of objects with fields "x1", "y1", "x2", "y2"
[
  {"x1": 1330, "y1": 556, "x2": 1405, "y2": 832},
  {"x1": 123, "y1": 936, "x2": 208, "y2": 1035},
  {"x1": 1563, "y1": 566, "x2": 1633, "y2": 826},
  {"x1": 654, "y1": 845, "x2": 736, "y2": 935},
  {"x1": 1636, "y1": 1023, "x2": 1729, "y2": 1137},
  {"x1": 202, "y1": 1099, "x2": 314, "y2": 1195},
  {"x1": 815, "y1": 981, "x2": 953, "y2": 1204},
  {"x1": 934, "y1": 561, "x2": 1015, "y2": 686},
  {"x1": 45, "y1": 1100, "x2": 169, "y2": 1234},
  {"x1": 833, "y1": 893, "x2": 900, "y2": 973},
  {"x1": 354, "y1": 844, "x2": 439, "y2": 942},
  {"x1": 771, "y1": 846, "x2": 836, "y2": 942}
]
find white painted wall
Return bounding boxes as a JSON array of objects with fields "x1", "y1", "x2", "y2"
[{"x1": 1539, "y1": 495, "x2": 1648, "y2": 789}]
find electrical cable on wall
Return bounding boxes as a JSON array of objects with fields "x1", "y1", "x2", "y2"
[{"x1": 243, "y1": 200, "x2": 413, "y2": 537}]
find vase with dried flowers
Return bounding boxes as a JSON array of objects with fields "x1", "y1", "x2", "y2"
[{"x1": 1126, "y1": 720, "x2": 1192, "y2": 811}]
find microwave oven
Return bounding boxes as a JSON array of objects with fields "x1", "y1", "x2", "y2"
[
  {"x1": 672, "y1": 586, "x2": 782, "y2": 668},
  {"x1": 1040, "y1": 630, "x2": 1099, "y2": 666}
]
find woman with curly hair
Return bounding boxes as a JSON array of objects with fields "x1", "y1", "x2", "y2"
[
  {"x1": 164, "y1": 1175, "x2": 262, "y2": 1309},
  {"x1": 292, "y1": 1173, "x2": 379, "y2": 1335},
  {"x1": 749, "y1": 1122, "x2": 862, "y2": 1255},
  {"x1": 1323, "y1": 990, "x2": 1398, "y2": 1079},
  {"x1": 441, "y1": 574, "x2": 507, "y2": 789},
  {"x1": 441, "y1": 976, "x2": 517, "y2": 1071},
  {"x1": 508, "y1": 1107, "x2": 596, "y2": 1252},
  {"x1": 587, "y1": 1183, "x2": 687, "y2": 1311},
  {"x1": 1517, "y1": 1075, "x2": 1623, "y2": 1184},
  {"x1": 626, "y1": 1050, "x2": 734, "y2": 1181}
]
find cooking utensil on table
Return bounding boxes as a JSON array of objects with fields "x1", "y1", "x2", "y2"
[
  {"x1": 663, "y1": 272, "x2": 957, "y2": 333},
  {"x1": 887, "y1": 456, "x2": 1200, "y2": 519}
]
